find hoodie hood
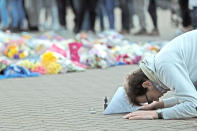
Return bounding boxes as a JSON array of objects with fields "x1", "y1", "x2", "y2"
[{"x1": 139, "y1": 55, "x2": 169, "y2": 90}]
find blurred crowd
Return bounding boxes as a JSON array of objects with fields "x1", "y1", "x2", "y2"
[{"x1": 0, "y1": 0, "x2": 196, "y2": 35}]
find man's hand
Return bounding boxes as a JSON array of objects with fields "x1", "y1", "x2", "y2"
[
  {"x1": 140, "y1": 101, "x2": 164, "y2": 110},
  {"x1": 123, "y1": 110, "x2": 158, "y2": 120},
  {"x1": 140, "y1": 101, "x2": 158, "y2": 110}
]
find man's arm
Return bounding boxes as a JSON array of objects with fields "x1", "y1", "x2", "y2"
[
  {"x1": 156, "y1": 63, "x2": 197, "y2": 119},
  {"x1": 162, "y1": 97, "x2": 179, "y2": 108},
  {"x1": 140, "y1": 101, "x2": 164, "y2": 110},
  {"x1": 140, "y1": 97, "x2": 178, "y2": 110}
]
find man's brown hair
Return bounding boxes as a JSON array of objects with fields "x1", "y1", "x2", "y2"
[{"x1": 124, "y1": 69, "x2": 149, "y2": 106}]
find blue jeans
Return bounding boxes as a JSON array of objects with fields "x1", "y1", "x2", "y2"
[
  {"x1": 8, "y1": 0, "x2": 25, "y2": 28},
  {"x1": 104, "y1": 0, "x2": 115, "y2": 29},
  {"x1": 0, "y1": 0, "x2": 9, "y2": 27}
]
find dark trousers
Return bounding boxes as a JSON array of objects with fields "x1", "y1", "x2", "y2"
[
  {"x1": 148, "y1": 0, "x2": 157, "y2": 29},
  {"x1": 119, "y1": 0, "x2": 130, "y2": 31},
  {"x1": 57, "y1": 0, "x2": 77, "y2": 28},
  {"x1": 57, "y1": 0, "x2": 68, "y2": 27},
  {"x1": 179, "y1": 0, "x2": 191, "y2": 27},
  {"x1": 190, "y1": 7, "x2": 197, "y2": 29},
  {"x1": 75, "y1": 0, "x2": 98, "y2": 33}
]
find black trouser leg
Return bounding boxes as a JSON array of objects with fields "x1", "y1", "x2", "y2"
[
  {"x1": 148, "y1": 0, "x2": 157, "y2": 29},
  {"x1": 119, "y1": 0, "x2": 130, "y2": 31},
  {"x1": 57, "y1": 0, "x2": 66, "y2": 26},
  {"x1": 88, "y1": 0, "x2": 98, "y2": 32},
  {"x1": 179, "y1": 0, "x2": 191, "y2": 27},
  {"x1": 75, "y1": 0, "x2": 86, "y2": 33}
]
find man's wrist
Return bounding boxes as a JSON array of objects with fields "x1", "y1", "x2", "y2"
[
  {"x1": 157, "y1": 109, "x2": 163, "y2": 119},
  {"x1": 152, "y1": 110, "x2": 158, "y2": 119},
  {"x1": 155, "y1": 101, "x2": 164, "y2": 109}
]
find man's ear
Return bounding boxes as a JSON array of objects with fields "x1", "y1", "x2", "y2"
[{"x1": 142, "y1": 80, "x2": 152, "y2": 88}]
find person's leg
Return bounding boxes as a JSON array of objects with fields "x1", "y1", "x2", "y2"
[
  {"x1": 70, "y1": 0, "x2": 78, "y2": 31},
  {"x1": 22, "y1": 0, "x2": 29, "y2": 28},
  {"x1": 57, "y1": 0, "x2": 66, "y2": 27},
  {"x1": 9, "y1": 0, "x2": 19, "y2": 30},
  {"x1": 51, "y1": 0, "x2": 61, "y2": 30},
  {"x1": 190, "y1": 7, "x2": 197, "y2": 29},
  {"x1": 81, "y1": 11, "x2": 90, "y2": 31},
  {"x1": 88, "y1": 0, "x2": 98, "y2": 32},
  {"x1": 148, "y1": 0, "x2": 159, "y2": 35},
  {"x1": 0, "y1": 0, "x2": 9, "y2": 29},
  {"x1": 25, "y1": 0, "x2": 40, "y2": 31},
  {"x1": 98, "y1": 0, "x2": 105, "y2": 31},
  {"x1": 148, "y1": 0, "x2": 157, "y2": 29},
  {"x1": 17, "y1": 0, "x2": 25, "y2": 29},
  {"x1": 104, "y1": 0, "x2": 115, "y2": 29},
  {"x1": 129, "y1": 0, "x2": 135, "y2": 29},
  {"x1": 75, "y1": 0, "x2": 86, "y2": 33},
  {"x1": 134, "y1": 0, "x2": 147, "y2": 35},
  {"x1": 44, "y1": 0, "x2": 55, "y2": 30},
  {"x1": 119, "y1": 0, "x2": 130, "y2": 33},
  {"x1": 179, "y1": 0, "x2": 191, "y2": 28}
]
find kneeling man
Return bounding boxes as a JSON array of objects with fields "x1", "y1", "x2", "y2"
[{"x1": 124, "y1": 30, "x2": 197, "y2": 119}]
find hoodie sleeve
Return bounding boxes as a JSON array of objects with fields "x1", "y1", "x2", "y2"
[
  {"x1": 162, "y1": 97, "x2": 179, "y2": 108},
  {"x1": 156, "y1": 63, "x2": 197, "y2": 119}
]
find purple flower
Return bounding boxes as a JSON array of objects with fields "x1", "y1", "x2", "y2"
[{"x1": 14, "y1": 54, "x2": 19, "y2": 59}]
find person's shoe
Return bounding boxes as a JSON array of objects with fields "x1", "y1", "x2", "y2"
[
  {"x1": 10, "y1": 27, "x2": 20, "y2": 33},
  {"x1": 20, "y1": 28, "x2": 28, "y2": 32},
  {"x1": 134, "y1": 28, "x2": 148, "y2": 35},
  {"x1": 148, "y1": 28, "x2": 159, "y2": 36},
  {"x1": 28, "y1": 26, "x2": 39, "y2": 32},
  {"x1": 120, "y1": 30, "x2": 130, "y2": 35},
  {"x1": 1, "y1": 26, "x2": 10, "y2": 32}
]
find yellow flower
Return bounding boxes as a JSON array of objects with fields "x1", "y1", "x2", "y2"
[
  {"x1": 11, "y1": 48, "x2": 18, "y2": 54},
  {"x1": 41, "y1": 52, "x2": 57, "y2": 68},
  {"x1": 46, "y1": 62, "x2": 62, "y2": 74},
  {"x1": 19, "y1": 52, "x2": 26, "y2": 59},
  {"x1": 7, "y1": 51, "x2": 14, "y2": 58},
  {"x1": 7, "y1": 47, "x2": 18, "y2": 58}
]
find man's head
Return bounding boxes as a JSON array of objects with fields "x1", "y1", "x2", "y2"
[{"x1": 125, "y1": 69, "x2": 166, "y2": 106}]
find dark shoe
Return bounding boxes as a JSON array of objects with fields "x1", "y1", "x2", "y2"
[
  {"x1": 28, "y1": 26, "x2": 39, "y2": 32},
  {"x1": 120, "y1": 30, "x2": 130, "y2": 35},
  {"x1": 134, "y1": 29, "x2": 148, "y2": 35},
  {"x1": 10, "y1": 27, "x2": 20, "y2": 33},
  {"x1": 148, "y1": 28, "x2": 160, "y2": 36}
]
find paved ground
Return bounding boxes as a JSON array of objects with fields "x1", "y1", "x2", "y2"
[{"x1": 1, "y1": 8, "x2": 197, "y2": 131}]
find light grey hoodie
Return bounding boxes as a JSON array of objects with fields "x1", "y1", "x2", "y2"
[{"x1": 140, "y1": 30, "x2": 197, "y2": 119}]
